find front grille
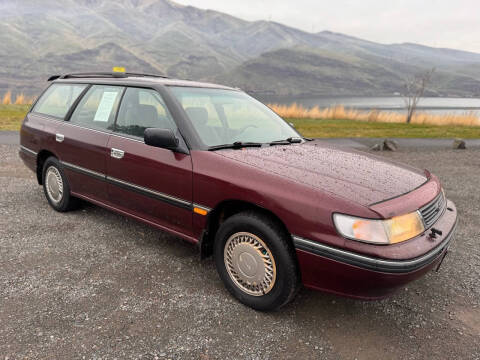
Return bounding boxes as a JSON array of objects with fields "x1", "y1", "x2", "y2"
[{"x1": 420, "y1": 191, "x2": 446, "y2": 228}]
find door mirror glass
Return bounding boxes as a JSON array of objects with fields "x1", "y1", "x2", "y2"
[{"x1": 144, "y1": 128, "x2": 179, "y2": 150}]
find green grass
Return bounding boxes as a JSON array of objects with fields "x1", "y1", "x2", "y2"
[
  {"x1": 0, "y1": 105, "x2": 31, "y2": 131},
  {"x1": 288, "y1": 118, "x2": 480, "y2": 138},
  {"x1": 1, "y1": 105, "x2": 479, "y2": 138}
]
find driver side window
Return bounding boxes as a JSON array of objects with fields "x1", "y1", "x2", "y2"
[{"x1": 115, "y1": 88, "x2": 176, "y2": 138}]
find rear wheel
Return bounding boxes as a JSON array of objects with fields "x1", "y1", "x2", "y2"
[
  {"x1": 214, "y1": 211, "x2": 300, "y2": 311},
  {"x1": 42, "y1": 157, "x2": 78, "y2": 212}
]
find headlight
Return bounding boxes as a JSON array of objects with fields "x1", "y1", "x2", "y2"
[{"x1": 333, "y1": 211, "x2": 425, "y2": 245}]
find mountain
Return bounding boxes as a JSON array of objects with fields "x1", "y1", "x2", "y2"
[
  {"x1": 218, "y1": 47, "x2": 480, "y2": 97},
  {"x1": 1, "y1": 0, "x2": 480, "y2": 97}
]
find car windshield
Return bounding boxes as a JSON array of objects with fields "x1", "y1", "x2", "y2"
[{"x1": 169, "y1": 86, "x2": 301, "y2": 148}]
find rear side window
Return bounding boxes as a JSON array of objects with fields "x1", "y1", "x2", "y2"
[
  {"x1": 69, "y1": 85, "x2": 123, "y2": 131},
  {"x1": 33, "y1": 83, "x2": 87, "y2": 119},
  {"x1": 115, "y1": 87, "x2": 176, "y2": 138}
]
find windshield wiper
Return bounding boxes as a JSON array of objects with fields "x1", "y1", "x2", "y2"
[
  {"x1": 208, "y1": 141, "x2": 263, "y2": 151},
  {"x1": 269, "y1": 137, "x2": 303, "y2": 146}
]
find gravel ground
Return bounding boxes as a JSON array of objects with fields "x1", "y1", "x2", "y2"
[{"x1": 0, "y1": 144, "x2": 479, "y2": 359}]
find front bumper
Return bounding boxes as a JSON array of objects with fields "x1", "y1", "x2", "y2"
[
  {"x1": 294, "y1": 221, "x2": 456, "y2": 274},
  {"x1": 294, "y1": 200, "x2": 457, "y2": 299}
]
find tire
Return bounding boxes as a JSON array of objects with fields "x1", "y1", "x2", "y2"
[
  {"x1": 214, "y1": 211, "x2": 301, "y2": 311},
  {"x1": 42, "y1": 156, "x2": 78, "y2": 212}
]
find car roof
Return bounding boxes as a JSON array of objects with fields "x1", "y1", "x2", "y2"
[{"x1": 51, "y1": 73, "x2": 238, "y2": 91}]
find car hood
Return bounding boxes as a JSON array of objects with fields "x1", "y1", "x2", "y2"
[{"x1": 216, "y1": 141, "x2": 427, "y2": 206}]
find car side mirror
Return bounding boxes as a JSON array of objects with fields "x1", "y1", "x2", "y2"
[
  {"x1": 144, "y1": 128, "x2": 179, "y2": 150},
  {"x1": 289, "y1": 122, "x2": 295, "y2": 128}
]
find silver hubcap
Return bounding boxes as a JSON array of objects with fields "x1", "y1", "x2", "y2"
[
  {"x1": 224, "y1": 232, "x2": 276, "y2": 296},
  {"x1": 45, "y1": 166, "x2": 63, "y2": 204}
]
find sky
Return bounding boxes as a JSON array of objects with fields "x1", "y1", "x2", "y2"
[{"x1": 174, "y1": 0, "x2": 480, "y2": 53}]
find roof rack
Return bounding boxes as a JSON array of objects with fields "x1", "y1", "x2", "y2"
[{"x1": 48, "y1": 72, "x2": 169, "y2": 81}]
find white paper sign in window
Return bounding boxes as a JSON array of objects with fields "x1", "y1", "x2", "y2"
[{"x1": 94, "y1": 91, "x2": 118, "y2": 122}]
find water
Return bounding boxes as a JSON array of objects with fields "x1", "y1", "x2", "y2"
[{"x1": 257, "y1": 96, "x2": 480, "y2": 115}]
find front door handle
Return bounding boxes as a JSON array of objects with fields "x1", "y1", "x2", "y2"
[
  {"x1": 55, "y1": 133, "x2": 64, "y2": 143},
  {"x1": 111, "y1": 148, "x2": 124, "y2": 159}
]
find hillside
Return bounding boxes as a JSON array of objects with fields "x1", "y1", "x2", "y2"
[
  {"x1": 218, "y1": 47, "x2": 480, "y2": 97},
  {"x1": 1, "y1": 0, "x2": 480, "y2": 96}
]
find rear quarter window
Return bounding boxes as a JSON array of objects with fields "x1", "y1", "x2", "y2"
[{"x1": 33, "y1": 83, "x2": 87, "y2": 119}]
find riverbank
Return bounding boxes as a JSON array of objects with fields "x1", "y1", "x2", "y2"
[
  {"x1": 2, "y1": 104, "x2": 480, "y2": 138},
  {"x1": 270, "y1": 104, "x2": 480, "y2": 126}
]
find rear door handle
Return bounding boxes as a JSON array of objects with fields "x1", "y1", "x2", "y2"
[
  {"x1": 111, "y1": 148, "x2": 124, "y2": 159},
  {"x1": 55, "y1": 133, "x2": 64, "y2": 143}
]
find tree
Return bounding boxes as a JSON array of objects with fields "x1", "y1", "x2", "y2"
[{"x1": 403, "y1": 68, "x2": 435, "y2": 123}]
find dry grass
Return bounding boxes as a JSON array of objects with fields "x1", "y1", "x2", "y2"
[
  {"x1": 2, "y1": 91, "x2": 12, "y2": 105},
  {"x1": 2, "y1": 91, "x2": 35, "y2": 105},
  {"x1": 269, "y1": 103, "x2": 480, "y2": 127},
  {"x1": 0, "y1": 105, "x2": 31, "y2": 131}
]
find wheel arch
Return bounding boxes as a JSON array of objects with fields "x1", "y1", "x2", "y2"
[
  {"x1": 199, "y1": 199, "x2": 292, "y2": 259},
  {"x1": 36, "y1": 150, "x2": 58, "y2": 185}
]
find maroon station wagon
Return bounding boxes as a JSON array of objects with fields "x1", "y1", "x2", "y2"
[{"x1": 19, "y1": 71, "x2": 458, "y2": 311}]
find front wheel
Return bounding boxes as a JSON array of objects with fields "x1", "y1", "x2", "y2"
[{"x1": 214, "y1": 211, "x2": 300, "y2": 311}]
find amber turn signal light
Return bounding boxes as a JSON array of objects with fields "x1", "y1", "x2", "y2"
[{"x1": 193, "y1": 207, "x2": 208, "y2": 216}]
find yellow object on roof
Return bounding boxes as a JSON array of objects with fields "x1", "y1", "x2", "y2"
[{"x1": 112, "y1": 66, "x2": 125, "y2": 73}]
